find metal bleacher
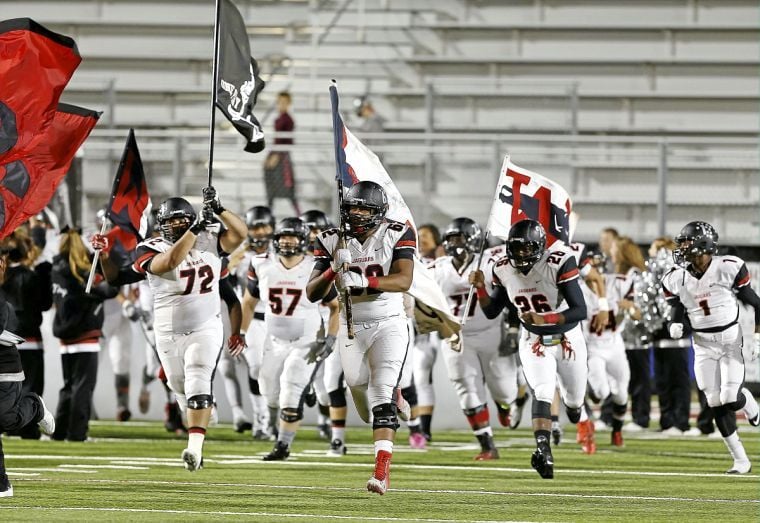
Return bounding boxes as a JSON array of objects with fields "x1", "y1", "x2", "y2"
[{"x1": 4, "y1": 0, "x2": 759, "y2": 243}]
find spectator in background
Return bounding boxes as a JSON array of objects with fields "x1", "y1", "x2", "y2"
[
  {"x1": 417, "y1": 223, "x2": 443, "y2": 262},
  {"x1": 611, "y1": 236, "x2": 651, "y2": 431},
  {"x1": 51, "y1": 227, "x2": 118, "y2": 442},
  {"x1": 354, "y1": 96, "x2": 386, "y2": 134},
  {"x1": 0, "y1": 227, "x2": 53, "y2": 439},
  {"x1": 264, "y1": 91, "x2": 300, "y2": 214},
  {"x1": 648, "y1": 237, "x2": 693, "y2": 435},
  {"x1": 598, "y1": 227, "x2": 619, "y2": 274}
]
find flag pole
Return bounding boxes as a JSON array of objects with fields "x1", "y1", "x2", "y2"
[
  {"x1": 207, "y1": 0, "x2": 222, "y2": 188},
  {"x1": 329, "y1": 80, "x2": 355, "y2": 339},
  {"x1": 460, "y1": 230, "x2": 490, "y2": 326},
  {"x1": 85, "y1": 218, "x2": 108, "y2": 294}
]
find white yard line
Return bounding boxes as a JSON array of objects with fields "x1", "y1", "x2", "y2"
[
  {"x1": 0, "y1": 506, "x2": 534, "y2": 523},
  {"x1": 7, "y1": 478, "x2": 758, "y2": 504},
  {"x1": 58, "y1": 464, "x2": 148, "y2": 470}
]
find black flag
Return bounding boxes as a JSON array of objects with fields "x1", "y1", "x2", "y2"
[{"x1": 215, "y1": 0, "x2": 266, "y2": 153}]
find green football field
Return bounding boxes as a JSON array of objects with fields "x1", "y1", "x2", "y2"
[{"x1": 0, "y1": 421, "x2": 757, "y2": 522}]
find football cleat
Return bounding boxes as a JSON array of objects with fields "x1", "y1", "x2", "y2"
[
  {"x1": 317, "y1": 423, "x2": 331, "y2": 440},
  {"x1": 740, "y1": 387, "x2": 759, "y2": 426},
  {"x1": 181, "y1": 448, "x2": 202, "y2": 471},
  {"x1": 552, "y1": 422, "x2": 563, "y2": 446},
  {"x1": 474, "y1": 448, "x2": 500, "y2": 461},
  {"x1": 408, "y1": 432, "x2": 427, "y2": 450},
  {"x1": 395, "y1": 388, "x2": 411, "y2": 422},
  {"x1": 496, "y1": 404, "x2": 511, "y2": 428},
  {"x1": 531, "y1": 445, "x2": 555, "y2": 479},
  {"x1": 263, "y1": 441, "x2": 290, "y2": 461},
  {"x1": 234, "y1": 419, "x2": 253, "y2": 434},
  {"x1": 510, "y1": 393, "x2": 528, "y2": 430},
  {"x1": 0, "y1": 484, "x2": 13, "y2": 498},
  {"x1": 327, "y1": 439, "x2": 347, "y2": 457},
  {"x1": 726, "y1": 460, "x2": 752, "y2": 474},
  {"x1": 164, "y1": 402, "x2": 187, "y2": 435},
  {"x1": 611, "y1": 430, "x2": 624, "y2": 447},
  {"x1": 579, "y1": 420, "x2": 596, "y2": 454},
  {"x1": 37, "y1": 395, "x2": 55, "y2": 435},
  {"x1": 253, "y1": 429, "x2": 271, "y2": 441},
  {"x1": 116, "y1": 408, "x2": 132, "y2": 422},
  {"x1": 367, "y1": 450, "x2": 392, "y2": 495},
  {"x1": 138, "y1": 386, "x2": 150, "y2": 414}
]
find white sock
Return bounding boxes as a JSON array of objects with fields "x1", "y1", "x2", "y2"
[
  {"x1": 407, "y1": 418, "x2": 420, "y2": 428},
  {"x1": 723, "y1": 432, "x2": 749, "y2": 463},
  {"x1": 374, "y1": 439, "x2": 393, "y2": 457},
  {"x1": 332, "y1": 426, "x2": 346, "y2": 442},
  {"x1": 579, "y1": 407, "x2": 589, "y2": 423},
  {"x1": 318, "y1": 413, "x2": 328, "y2": 425},
  {"x1": 188, "y1": 430, "x2": 205, "y2": 455},
  {"x1": 741, "y1": 387, "x2": 759, "y2": 422},
  {"x1": 473, "y1": 426, "x2": 493, "y2": 437},
  {"x1": 232, "y1": 405, "x2": 245, "y2": 422}
]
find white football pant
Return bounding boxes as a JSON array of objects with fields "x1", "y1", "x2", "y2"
[{"x1": 692, "y1": 324, "x2": 745, "y2": 407}]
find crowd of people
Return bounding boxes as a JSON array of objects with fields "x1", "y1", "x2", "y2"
[{"x1": 1, "y1": 182, "x2": 759, "y2": 497}]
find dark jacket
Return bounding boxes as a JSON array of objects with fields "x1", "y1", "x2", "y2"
[
  {"x1": 51, "y1": 254, "x2": 118, "y2": 344},
  {"x1": 0, "y1": 294, "x2": 22, "y2": 378},
  {"x1": 2, "y1": 262, "x2": 52, "y2": 341}
]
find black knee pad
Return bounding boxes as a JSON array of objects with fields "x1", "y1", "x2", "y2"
[
  {"x1": 566, "y1": 406, "x2": 582, "y2": 424},
  {"x1": 713, "y1": 405, "x2": 737, "y2": 437},
  {"x1": 328, "y1": 389, "x2": 347, "y2": 408},
  {"x1": 612, "y1": 402, "x2": 627, "y2": 417},
  {"x1": 401, "y1": 385, "x2": 418, "y2": 407},
  {"x1": 532, "y1": 400, "x2": 552, "y2": 420},
  {"x1": 372, "y1": 403, "x2": 399, "y2": 431},
  {"x1": 280, "y1": 408, "x2": 302, "y2": 423},
  {"x1": 725, "y1": 390, "x2": 746, "y2": 412},
  {"x1": 248, "y1": 377, "x2": 261, "y2": 396},
  {"x1": 187, "y1": 394, "x2": 213, "y2": 410}
]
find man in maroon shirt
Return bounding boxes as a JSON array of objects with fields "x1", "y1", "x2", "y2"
[{"x1": 264, "y1": 91, "x2": 300, "y2": 214}]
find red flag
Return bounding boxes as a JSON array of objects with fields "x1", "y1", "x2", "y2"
[
  {"x1": 106, "y1": 129, "x2": 152, "y2": 254},
  {"x1": 0, "y1": 18, "x2": 82, "y2": 162},
  {"x1": 0, "y1": 103, "x2": 101, "y2": 237}
]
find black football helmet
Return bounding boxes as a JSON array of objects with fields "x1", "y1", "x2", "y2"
[
  {"x1": 273, "y1": 217, "x2": 309, "y2": 256},
  {"x1": 157, "y1": 197, "x2": 196, "y2": 243},
  {"x1": 341, "y1": 181, "x2": 388, "y2": 236},
  {"x1": 300, "y1": 209, "x2": 330, "y2": 232},
  {"x1": 673, "y1": 221, "x2": 718, "y2": 265},
  {"x1": 442, "y1": 217, "x2": 482, "y2": 258},
  {"x1": 245, "y1": 205, "x2": 275, "y2": 249},
  {"x1": 147, "y1": 208, "x2": 159, "y2": 235},
  {"x1": 507, "y1": 219, "x2": 547, "y2": 271}
]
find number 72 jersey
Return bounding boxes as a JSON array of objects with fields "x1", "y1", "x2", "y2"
[{"x1": 133, "y1": 232, "x2": 223, "y2": 336}]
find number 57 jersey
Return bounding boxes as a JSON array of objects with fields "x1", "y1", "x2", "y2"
[{"x1": 132, "y1": 230, "x2": 223, "y2": 336}]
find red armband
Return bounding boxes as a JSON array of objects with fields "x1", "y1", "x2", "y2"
[
  {"x1": 367, "y1": 276, "x2": 380, "y2": 289},
  {"x1": 542, "y1": 312, "x2": 562, "y2": 324},
  {"x1": 476, "y1": 287, "x2": 488, "y2": 299},
  {"x1": 323, "y1": 267, "x2": 337, "y2": 282}
]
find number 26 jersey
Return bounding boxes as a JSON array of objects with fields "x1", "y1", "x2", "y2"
[
  {"x1": 132, "y1": 228, "x2": 223, "y2": 336},
  {"x1": 313, "y1": 220, "x2": 416, "y2": 323}
]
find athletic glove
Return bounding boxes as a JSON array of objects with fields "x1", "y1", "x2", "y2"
[
  {"x1": 752, "y1": 332, "x2": 760, "y2": 362},
  {"x1": 228, "y1": 334, "x2": 247, "y2": 357},
  {"x1": 305, "y1": 334, "x2": 337, "y2": 364},
  {"x1": 447, "y1": 333, "x2": 463, "y2": 353},
  {"x1": 189, "y1": 213, "x2": 208, "y2": 235},
  {"x1": 121, "y1": 300, "x2": 140, "y2": 322},
  {"x1": 90, "y1": 233, "x2": 110, "y2": 252},
  {"x1": 337, "y1": 271, "x2": 367, "y2": 291},
  {"x1": 498, "y1": 326, "x2": 520, "y2": 357},
  {"x1": 331, "y1": 248, "x2": 352, "y2": 272},
  {"x1": 202, "y1": 185, "x2": 225, "y2": 215},
  {"x1": 669, "y1": 322, "x2": 684, "y2": 339}
]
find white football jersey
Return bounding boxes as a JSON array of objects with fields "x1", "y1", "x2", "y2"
[
  {"x1": 314, "y1": 221, "x2": 416, "y2": 323},
  {"x1": 583, "y1": 273, "x2": 626, "y2": 342},
  {"x1": 248, "y1": 252, "x2": 328, "y2": 341},
  {"x1": 237, "y1": 249, "x2": 267, "y2": 315},
  {"x1": 567, "y1": 241, "x2": 592, "y2": 278},
  {"x1": 492, "y1": 242, "x2": 580, "y2": 333},
  {"x1": 133, "y1": 228, "x2": 223, "y2": 336},
  {"x1": 662, "y1": 255, "x2": 748, "y2": 331},
  {"x1": 428, "y1": 246, "x2": 502, "y2": 334}
]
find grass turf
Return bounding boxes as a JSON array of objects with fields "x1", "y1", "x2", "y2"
[{"x1": 0, "y1": 421, "x2": 757, "y2": 522}]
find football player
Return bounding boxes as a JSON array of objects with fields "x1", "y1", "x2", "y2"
[
  {"x1": 429, "y1": 217, "x2": 518, "y2": 459},
  {"x1": 242, "y1": 218, "x2": 340, "y2": 460},
  {"x1": 470, "y1": 220, "x2": 588, "y2": 479},
  {"x1": 306, "y1": 181, "x2": 415, "y2": 495},
  {"x1": 130, "y1": 188, "x2": 247, "y2": 471},
  {"x1": 227, "y1": 206, "x2": 275, "y2": 439},
  {"x1": 663, "y1": 221, "x2": 760, "y2": 473}
]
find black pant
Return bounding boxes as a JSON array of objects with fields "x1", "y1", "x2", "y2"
[
  {"x1": 0, "y1": 381, "x2": 43, "y2": 488},
  {"x1": 17, "y1": 350, "x2": 44, "y2": 439},
  {"x1": 654, "y1": 347, "x2": 691, "y2": 431},
  {"x1": 626, "y1": 348, "x2": 651, "y2": 428},
  {"x1": 53, "y1": 352, "x2": 98, "y2": 442}
]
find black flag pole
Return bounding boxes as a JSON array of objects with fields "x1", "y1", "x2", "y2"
[{"x1": 207, "y1": 0, "x2": 222, "y2": 188}]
